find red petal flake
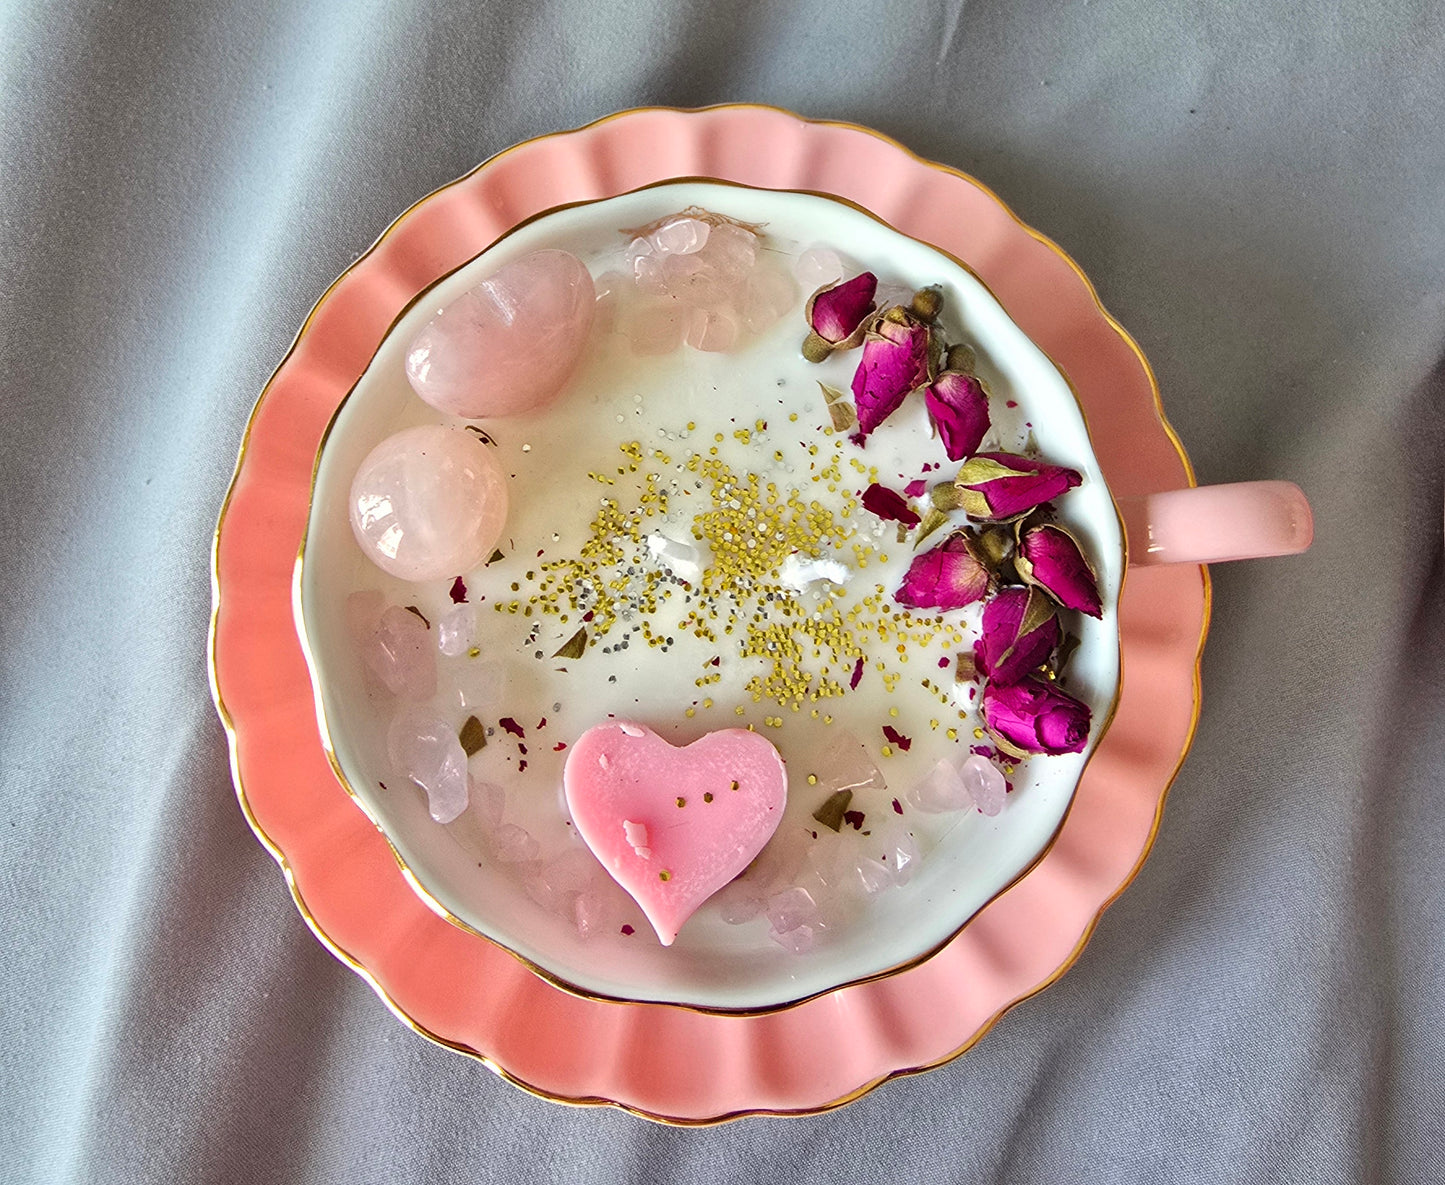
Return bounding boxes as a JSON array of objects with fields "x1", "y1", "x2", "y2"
[
  {"x1": 882, "y1": 725, "x2": 912, "y2": 751},
  {"x1": 449, "y1": 576, "x2": 467, "y2": 603},
  {"x1": 499, "y1": 717, "x2": 525, "y2": 738},
  {"x1": 860, "y1": 482, "x2": 921, "y2": 525}
]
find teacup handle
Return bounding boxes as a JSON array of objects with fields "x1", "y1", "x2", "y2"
[{"x1": 1119, "y1": 481, "x2": 1313, "y2": 566}]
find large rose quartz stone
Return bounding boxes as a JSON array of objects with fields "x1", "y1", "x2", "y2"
[
  {"x1": 348, "y1": 425, "x2": 507, "y2": 581},
  {"x1": 404, "y1": 249, "x2": 596, "y2": 418}
]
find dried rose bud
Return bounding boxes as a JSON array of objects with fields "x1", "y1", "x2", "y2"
[
  {"x1": 909, "y1": 287, "x2": 943, "y2": 321},
  {"x1": 982, "y1": 675, "x2": 1091, "y2": 756},
  {"x1": 945, "y1": 343, "x2": 977, "y2": 373},
  {"x1": 924, "y1": 370, "x2": 990, "y2": 461},
  {"x1": 974, "y1": 587, "x2": 1060, "y2": 685},
  {"x1": 953, "y1": 452, "x2": 1082, "y2": 521},
  {"x1": 1016, "y1": 523, "x2": 1103, "y2": 618},
  {"x1": 851, "y1": 313, "x2": 932, "y2": 438},
  {"x1": 804, "y1": 272, "x2": 878, "y2": 350},
  {"x1": 894, "y1": 530, "x2": 990, "y2": 611}
]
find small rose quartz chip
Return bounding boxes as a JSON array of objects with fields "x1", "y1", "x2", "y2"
[
  {"x1": 854, "y1": 856, "x2": 895, "y2": 896},
  {"x1": 492, "y1": 823, "x2": 540, "y2": 864},
  {"x1": 345, "y1": 589, "x2": 385, "y2": 645},
  {"x1": 448, "y1": 658, "x2": 505, "y2": 712},
  {"x1": 765, "y1": 885, "x2": 819, "y2": 935},
  {"x1": 907, "y1": 760, "x2": 973, "y2": 813},
  {"x1": 958, "y1": 754, "x2": 1007, "y2": 816},
  {"x1": 622, "y1": 298, "x2": 684, "y2": 355},
  {"x1": 711, "y1": 877, "x2": 766, "y2": 925},
  {"x1": 363, "y1": 606, "x2": 436, "y2": 699},
  {"x1": 793, "y1": 247, "x2": 844, "y2": 290},
  {"x1": 685, "y1": 305, "x2": 741, "y2": 353},
  {"x1": 740, "y1": 264, "x2": 797, "y2": 333},
  {"x1": 706, "y1": 221, "x2": 757, "y2": 278},
  {"x1": 652, "y1": 216, "x2": 710, "y2": 256},
  {"x1": 436, "y1": 605, "x2": 474, "y2": 656},
  {"x1": 770, "y1": 922, "x2": 816, "y2": 954},
  {"x1": 386, "y1": 711, "x2": 467, "y2": 823}
]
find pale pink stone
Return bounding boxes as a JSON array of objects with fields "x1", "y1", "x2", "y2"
[
  {"x1": 711, "y1": 877, "x2": 766, "y2": 925},
  {"x1": 539, "y1": 848, "x2": 601, "y2": 898},
  {"x1": 793, "y1": 247, "x2": 844, "y2": 291},
  {"x1": 436, "y1": 605, "x2": 474, "y2": 656},
  {"x1": 907, "y1": 760, "x2": 972, "y2": 813},
  {"x1": 871, "y1": 821, "x2": 920, "y2": 887},
  {"x1": 663, "y1": 252, "x2": 733, "y2": 310},
  {"x1": 796, "y1": 828, "x2": 858, "y2": 909},
  {"x1": 771, "y1": 921, "x2": 817, "y2": 954},
  {"x1": 562, "y1": 721, "x2": 788, "y2": 946},
  {"x1": 592, "y1": 269, "x2": 625, "y2": 335},
  {"x1": 685, "y1": 305, "x2": 741, "y2": 353},
  {"x1": 448, "y1": 659, "x2": 505, "y2": 712},
  {"x1": 386, "y1": 710, "x2": 467, "y2": 822},
  {"x1": 622, "y1": 298, "x2": 685, "y2": 356},
  {"x1": 470, "y1": 777, "x2": 505, "y2": 828},
  {"x1": 363, "y1": 606, "x2": 436, "y2": 699},
  {"x1": 652, "y1": 216, "x2": 710, "y2": 256},
  {"x1": 349, "y1": 425, "x2": 508, "y2": 582},
  {"x1": 740, "y1": 264, "x2": 797, "y2": 333},
  {"x1": 404, "y1": 249, "x2": 596, "y2": 417},
  {"x1": 442, "y1": 777, "x2": 505, "y2": 857},
  {"x1": 854, "y1": 856, "x2": 895, "y2": 896},
  {"x1": 573, "y1": 889, "x2": 606, "y2": 938},
  {"x1": 628, "y1": 242, "x2": 668, "y2": 295},
  {"x1": 345, "y1": 589, "x2": 385, "y2": 644},
  {"x1": 706, "y1": 222, "x2": 758, "y2": 279},
  {"x1": 873, "y1": 279, "x2": 916, "y2": 312},
  {"x1": 492, "y1": 823, "x2": 540, "y2": 864},
  {"x1": 765, "y1": 885, "x2": 818, "y2": 934},
  {"x1": 959, "y1": 754, "x2": 1007, "y2": 816},
  {"x1": 810, "y1": 730, "x2": 885, "y2": 798}
]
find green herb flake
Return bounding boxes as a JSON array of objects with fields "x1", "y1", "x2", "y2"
[
  {"x1": 552, "y1": 627, "x2": 588, "y2": 660},
  {"x1": 812, "y1": 788, "x2": 854, "y2": 832}
]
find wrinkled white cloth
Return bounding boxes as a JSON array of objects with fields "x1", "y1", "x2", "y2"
[{"x1": 3, "y1": 2, "x2": 1443, "y2": 1181}]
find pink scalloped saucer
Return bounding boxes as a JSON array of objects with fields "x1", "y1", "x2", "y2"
[{"x1": 209, "y1": 105, "x2": 1208, "y2": 1123}]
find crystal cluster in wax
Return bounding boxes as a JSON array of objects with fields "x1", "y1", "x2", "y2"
[
  {"x1": 405, "y1": 249, "x2": 596, "y2": 418},
  {"x1": 709, "y1": 730, "x2": 921, "y2": 954},
  {"x1": 609, "y1": 212, "x2": 797, "y2": 356},
  {"x1": 348, "y1": 424, "x2": 508, "y2": 582}
]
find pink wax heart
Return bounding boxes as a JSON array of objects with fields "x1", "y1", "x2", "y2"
[
  {"x1": 563, "y1": 722, "x2": 788, "y2": 946},
  {"x1": 404, "y1": 249, "x2": 596, "y2": 418}
]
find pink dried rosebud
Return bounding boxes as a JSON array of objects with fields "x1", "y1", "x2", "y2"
[
  {"x1": 894, "y1": 531, "x2": 990, "y2": 612},
  {"x1": 974, "y1": 587, "x2": 1060, "y2": 685},
  {"x1": 982, "y1": 676, "x2": 1091, "y2": 756},
  {"x1": 851, "y1": 314, "x2": 932, "y2": 438},
  {"x1": 924, "y1": 370, "x2": 990, "y2": 461},
  {"x1": 805, "y1": 272, "x2": 877, "y2": 347},
  {"x1": 1016, "y1": 524, "x2": 1103, "y2": 618},
  {"x1": 953, "y1": 452, "x2": 1082, "y2": 520},
  {"x1": 861, "y1": 482, "x2": 920, "y2": 526}
]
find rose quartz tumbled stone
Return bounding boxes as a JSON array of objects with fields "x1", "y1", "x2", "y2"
[
  {"x1": 349, "y1": 425, "x2": 507, "y2": 582},
  {"x1": 405, "y1": 249, "x2": 596, "y2": 418}
]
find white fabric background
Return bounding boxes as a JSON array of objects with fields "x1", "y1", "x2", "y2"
[{"x1": 3, "y1": 1, "x2": 1443, "y2": 1181}]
